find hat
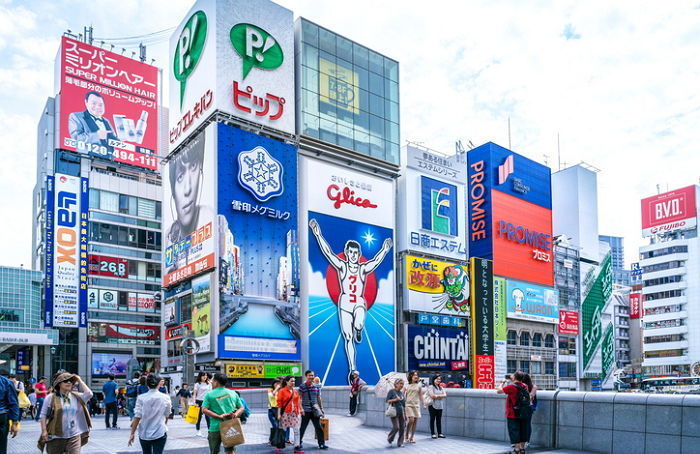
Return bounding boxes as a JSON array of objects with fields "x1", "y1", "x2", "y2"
[{"x1": 52, "y1": 372, "x2": 76, "y2": 390}]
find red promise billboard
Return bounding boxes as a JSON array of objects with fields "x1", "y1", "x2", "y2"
[
  {"x1": 58, "y1": 36, "x2": 159, "y2": 170},
  {"x1": 641, "y1": 185, "x2": 697, "y2": 237}
]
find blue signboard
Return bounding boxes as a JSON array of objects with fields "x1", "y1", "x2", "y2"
[
  {"x1": 505, "y1": 279, "x2": 559, "y2": 324},
  {"x1": 406, "y1": 324, "x2": 470, "y2": 371},
  {"x1": 416, "y1": 312, "x2": 466, "y2": 328},
  {"x1": 217, "y1": 123, "x2": 300, "y2": 361}
]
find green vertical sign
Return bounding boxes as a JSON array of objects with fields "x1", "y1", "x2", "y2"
[
  {"x1": 493, "y1": 277, "x2": 507, "y2": 342},
  {"x1": 601, "y1": 323, "x2": 615, "y2": 379},
  {"x1": 173, "y1": 10, "x2": 208, "y2": 108},
  {"x1": 582, "y1": 254, "x2": 613, "y2": 370}
]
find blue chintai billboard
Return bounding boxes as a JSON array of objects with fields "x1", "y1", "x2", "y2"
[{"x1": 217, "y1": 123, "x2": 300, "y2": 361}]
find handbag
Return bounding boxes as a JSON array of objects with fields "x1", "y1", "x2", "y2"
[
  {"x1": 220, "y1": 416, "x2": 245, "y2": 448},
  {"x1": 314, "y1": 417, "x2": 329, "y2": 442},
  {"x1": 385, "y1": 404, "x2": 396, "y2": 418},
  {"x1": 303, "y1": 386, "x2": 323, "y2": 418}
]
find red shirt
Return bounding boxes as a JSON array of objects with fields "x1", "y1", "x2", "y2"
[
  {"x1": 503, "y1": 383, "x2": 530, "y2": 419},
  {"x1": 35, "y1": 382, "x2": 47, "y2": 398},
  {"x1": 277, "y1": 387, "x2": 301, "y2": 415}
]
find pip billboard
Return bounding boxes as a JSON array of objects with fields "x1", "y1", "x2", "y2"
[
  {"x1": 405, "y1": 325, "x2": 469, "y2": 371},
  {"x1": 162, "y1": 126, "x2": 216, "y2": 287},
  {"x1": 641, "y1": 185, "x2": 697, "y2": 237},
  {"x1": 217, "y1": 123, "x2": 300, "y2": 361},
  {"x1": 45, "y1": 174, "x2": 89, "y2": 328},
  {"x1": 57, "y1": 37, "x2": 159, "y2": 170},
  {"x1": 404, "y1": 255, "x2": 469, "y2": 315},
  {"x1": 302, "y1": 157, "x2": 395, "y2": 386},
  {"x1": 470, "y1": 257, "x2": 494, "y2": 389},
  {"x1": 505, "y1": 279, "x2": 559, "y2": 324},
  {"x1": 169, "y1": 0, "x2": 295, "y2": 151}
]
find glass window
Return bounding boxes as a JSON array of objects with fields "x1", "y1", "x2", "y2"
[
  {"x1": 301, "y1": 20, "x2": 318, "y2": 46},
  {"x1": 369, "y1": 72, "x2": 384, "y2": 96},
  {"x1": 119, "y1": 195, "x2": 129, "y2": 214},
  {"x1": 128, "y1": 196, "x2": 137, "y2": 216},
  {"x1": 531, "y1": 362, "x2": 542, "y2": 374},
  {"x1": 319, "y1": 118, "x2": 337, "y2": 143},
  {"x1": 507, "y1": 330, "x2": 517, "y2": 345},
  {"x1": 369, "y1": 93, "x2": 384, "y2": 117},
  {"x1": 368, "y1": 50, "x2": 384, "y2": 75},
  {"x1": 302, "y1": 113, "x2": 320, "y2": 138},
  {"x1": 55, "y1": 151, "x2": 81, "y2": 176},
  {"x1": 353, "y1": 43, "x2": 369, "y2": 69},
  {"x1": 520, "y1": 332, "x2": 530, "y2": 346},
  {"x1": 302, "y1": 43, "x2": 318, "y2": 71},
  {"x1": 302, "y1": 89, "x2": 319, "y2": 117},
  {"x1": 384, "y1": 57, "x2": 398, "y2": 82},
  {"x1": 138, "y1": 198, "x2": 156, "y2": 219},
  {"x1": 318, "y1": 27, "x2": 335, "y2": 54},
  {"x1": 155, "y1": 201, "x2": 162, "y2": 220},
  {"x1": 369, "y1": 114, "x2": 384, "y2": 137},
  {"x1": 507, "y1": 360, "x2": 517, "y2": 374},
  {"x1": 336, "y1": 35, "x2": 353, "y2": 63},
  {"x1": 532, "y1": 333, "x2": 542, "y2": 347},
  {"x1": 386, "y1": 79, "x2": 399, "y2": 103},
  {"x1": 545, "y1": 362, "x2": 555, "y2": 375},
  {"x1": 545, "y1": 334, "x2": 555, "y2": 348},
  {"x1": 520, "y1": 361, "x2": 530, "y2": 374},
  {"x1": 100, "y1": 191, "x2": 119, "y2": 212},
  {"x1": 302, "y1": 66, "x2": 319, "y2": 94}
]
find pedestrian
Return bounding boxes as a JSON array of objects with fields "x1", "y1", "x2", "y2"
[
  {"x1": 125, "y1": 372, "x2": 141, "y2": 420},
  {"x1": 521, "y1": 373, "x2": 538, "y2": 451},
  {"x1": 385, "y1": 377, "x2": 405, "y2": 448},
  {"x1": 128, "y1": 374, "x2": 171, "y2": 454},
  {"x1": 268, "y1": 378, "x2": 291, "y2": 447},
  {"x1": 277, "y1": 375, "x2": 302, "y2": 453},
  {"x1": 0, "y1": 371, "x2": 20, "y2": 453},
  {"x1": 297, "y1": 370, "x2": 328, "y2": 451},
  {"x1": 39, "y1": 372, "x2": 93, "y2": 454},
  {"x1": 34, "y1": 376, "x2": 48, "y2": 422},
  {"x1": 233, "y1": 390, "x2": 251, "y2": 424},
  {"x1": 404, "y1": 371, "x2": 424, "y2": 444},
  {"x1": 102, "y1": 373, "x2": 119, "y2": 430},
  {"x1": 201, "y1": 373, "x2": 245, "y2": 454},
  {"x1": 348, "y1": 370, "x2": 365, "y2": 416},
  {"x1": 138, "y1": 376, "x2": 149, "y2": 395},
  {"x1": 87, "y1": 395, "x2": 98, "y2": 418},
  {"x1": 194, "y1": 372, "x2": 212, "y2": 437},
  {"x1": 171, "y1": 386, "x2": 180, "y2": 419},
  {"x1": 497, "y1": 371, "x2": 533, "y2": 454},
  {"x1": 427, "y1": 374, "x2": 447, "y2": 439},
  {"x1": 158, "y1": 378, "x2": 168, "y2": 395},
  {"x1": 177, "y1": 383, "x2": 192, "y2": 417},
  {"x1": 28, "y1": 388, "x2": 37, "y2": 420}
]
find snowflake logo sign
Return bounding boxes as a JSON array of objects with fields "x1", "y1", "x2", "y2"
[{"x1": 237, "y1": 146, "x2": 284, "y2": 202}]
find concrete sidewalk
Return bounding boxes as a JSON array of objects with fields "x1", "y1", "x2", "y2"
[{"x1": 8, "y1": 412, "x2": 594, "y2": 453}]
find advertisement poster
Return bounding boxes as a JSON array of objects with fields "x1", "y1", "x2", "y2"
[
  {"x1": 303, "y1": 157, "x2": 395, "y2": 386},
  {"x1": 88, "y1": 322, "x2": 159, "y2": 345},
  {"x1": 505, "y1": 279, "x2": 559, "y2": 324},
  {"x1": 641, "y1": 185, "x2": 697, "y2": 237},
  {"x1": 582, "y1": 254, "x2": 613, "y2": 370},
  {"x1": 91, "y1": 353, "x2": 131, "y2": 377},
  {"x1": 493, "y1": 277, "x2": 508, "y2": 382},
  {"x1": 559, "y1": 310, "x2": 580, "y2": 335},
  {"x1": 45, "y1": 174, "x2": 89, "y2": 328},
  {"x1": 88, "y1": 255, "x2": 128, "y2": 278},
  {"x1": 629, "y1": 293, "x2": 642, "y2": 319},
  {"x1": 405, "y1": 325, "x2": 469, "y2": 371},
  {"x1": 57, "y1": 36, "x2": 159, "y2": 170},
  {"x1": 601, "y1": 323, "x2": 615, "y2": 379},
  {"x1": 164, "y1": 298, "x2": 179, "y2": 326},
  {"x1": 217, "y1": 123, "x2": 300, "y2": 361},
  {"x1": 404, "y1": 255, "x2": 469, "y2": 315},
  {"x1": 191, "y1": 273, "x2": 211, "y2": 353},
  {"x1": 169, "y1": 0, "x2": 295, "y2": 151},
  {"x1": 470, "y1": 258, "x2": 494, "y2": 389},
  {"x1": 163, "y1": 127, "x2": 216, "y2": 287}
]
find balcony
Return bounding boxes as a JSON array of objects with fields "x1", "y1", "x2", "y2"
[
  {"x1": 639, "y1": 252, "x2": 689, "y2": 268},
  {"x1": 643, "y1": 356, "x2": 690, "y2": 367},
  {"x1": 642, "y1": 282, "x2": 687, "y2": 294},
  {"x1": 642, "y1": 325, "x2": 688, "y2": 336},
  {"x1": 643, "y1": 340, "x2": 689, "y2": 352},
  {"x1": 643, "y1": 311, "x2": 687, "y2": 323},
  {"x1": 644, "y1": 295, "x2": 686, "y2": 310},
  {"x1": 506, "y1": 345, "x2": 557, "y2": 362},
  {"x1": 643, "y1": 267, "x2": 687, "y2": 281}
]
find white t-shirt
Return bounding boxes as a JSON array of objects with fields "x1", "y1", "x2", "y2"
[
  {"x1": 134, "y1": 389, "x2": 172, "y2": 441},
  {"x1": 193, "y1": 382, "x2": 211, "y2": 401}
]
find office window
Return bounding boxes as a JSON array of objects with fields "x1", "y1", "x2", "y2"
[
  {"x1": 545, "y1": 334, "x2": 555, "y2": 348},
  {"x1": 520, "y1": 361, "x2": 530, "y2": 374},
  {"x1": 532, "y1": 333, "x2": 542, "y2": 347},
  {"x1": 100, "y1": 191, "x2": 119, "y2": 212},
  {"x1": 507, "y1": 360, "x2": 517, "y2": 374},
  {"x1": 520, "y1": 332, "x2": 530, "y2": 346},
  {"x1": 545, "y1": 362, "x2": 555, "y2": 375},
  {"x1": 507, "y1": 330, "x2": 517, "y2": 345},
  {"x1": 531, "y1": 362, "x2": 542, "y2": 374}
]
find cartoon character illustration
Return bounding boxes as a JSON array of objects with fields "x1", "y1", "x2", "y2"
[
  {"x1": 433, "y1": 265, "x2": 470, "y2": 313},
  {"x1": 512, "y1": 288, "x2": 525, "y2": 312},
  {"x1": 309, "y1": 218, "x2": 393, "y2": 384}
]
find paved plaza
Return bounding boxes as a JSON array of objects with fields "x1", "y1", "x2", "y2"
[{"x1": 7, "y1": 411, "x2": 593, "y2": 454}]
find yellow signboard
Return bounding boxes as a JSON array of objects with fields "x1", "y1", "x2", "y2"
[
  {"x1": 405, "y1": 255, "x2": 470, "y2": 314},
  {"x1": 319, "y1": 58, "x2": 359, "y2": 114},
  {"x1": 225, "y1": 363, "x2": 264, "y2": 378}
]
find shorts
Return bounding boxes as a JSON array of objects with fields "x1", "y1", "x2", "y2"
[{"x1": 404, "y1": 405, "x2": 421, "y2": 418}]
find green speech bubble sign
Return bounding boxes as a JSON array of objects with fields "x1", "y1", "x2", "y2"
[
  {"x1": 173, "y1": 10, "x2": 207, "y2": 109},
  {"x1": 230, "y1": 23, "x2": 284, "y2": 79}
]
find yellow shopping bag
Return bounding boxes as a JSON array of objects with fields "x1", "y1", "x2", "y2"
[
  {"x1": 185, "y1": 404, "x2": 200, "y2": 424},
  {"x1": 18, "y1": 391, "x2": 30, "y2": 409}
]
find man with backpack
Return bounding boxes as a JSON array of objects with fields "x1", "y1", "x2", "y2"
[
  {"x1": 497, "y1": 372, "x2": 533, "y2": 454},
  {"x1": 125, "y1": 372, "x2": 141, "y2": 420}
]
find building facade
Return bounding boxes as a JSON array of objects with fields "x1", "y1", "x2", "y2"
[
  {"x1": 554, "y1": 239, "x2": 581, "y2": 390},
  {"x1": 600, "y1": 235, "x2": 631, "y2": 286}
]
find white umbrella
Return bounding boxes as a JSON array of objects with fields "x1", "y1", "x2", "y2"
[{"x1": 374, "y1": 372, "x2": 407, "y2": 398}]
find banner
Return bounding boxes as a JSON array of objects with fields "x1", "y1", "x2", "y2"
[
  {"x1": 91, "y1": 353, "x2": 131, "y2": 377},
  {"x1": 582, "y1": 254, "x2": 613, "y2": 370},
  {"x1": 165, "y1": 323, "x2": 191, "y2": 340},
  {"x1": 505, "y1": 279, "x2": 559, "y2": 324},
  {"x1": 404, "y1": 255, "x2": 469, "y2": 315},
  {"x1": 629, "y1": 293, "x2": 642, "y2": 319},
  {"x1": 164, "y1": 298, "x2": 179, "y2": 326},
  {"x1": 88, "y1": 322, "x2": 159, "y2": 345},
  {"x1": 303, "y1": 157, "x2": 395, "y2": 386},
  {"x1": 263, "y1": 363, "x2": 302, "y2": 378},
  {"x1": 601, "y1": 323, "x2": 615, "y2": 379},
  {"x1": 405, "y1": 325, "x2": 469, "y2": 371},
  {"x1": 493, "y1": 277, "x2": 508, "y2": 383},
  {"x1": 163, "y1": 127, "x2": 216, "y2": 287},
  {"x1": 217, "y1": 123, "x2": 300, "y2": 361},
  {"x1": 225, "y1": 363, "x2": 264, "y2": 378},
  {"x1": 559, "y1": 310, "x2": 580, "y2": 335},
  {"x1": 192, "y1": 273, "x2": 211, "y2": 353},
  {"x1": 470, "y1": 257, "x2": 494, "y2": 389},
  {"x1": 57, "y1": 36, "x2": 159, "y2": 170},
  {"x1": 88, "y1": 255, "x2": 127, "y2": 278},
  {"x1": 45, "y1": 174, "x2": 89, "y2": 328}
]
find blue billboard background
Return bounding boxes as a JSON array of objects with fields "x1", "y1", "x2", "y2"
[
  {"x1": 308, "y1": 210, "x2": 394, "y2": 386},
  {"x1": 505, "y1": 278, "x2": 559, "y2": 324},
  {"x1": 406, "y1": 324, "x2": 469, "y2": 371},
  {"x1": 217, "y1": 123, "x2": 300, "y2": 361}
]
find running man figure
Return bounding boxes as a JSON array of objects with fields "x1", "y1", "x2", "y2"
[{"x1": 309, "y1": 218, "x2": 393, "y2": 384}]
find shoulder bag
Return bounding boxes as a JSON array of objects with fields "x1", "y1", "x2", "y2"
[
  {"x1": 385, "y1": 392, "x2": 397, "y2": 417},
  {"x1": 303, "y1": 385, "x2": 324, "y2": 418},
  {"x1": 272, "y1": 390, "x2": 295, "y2": 449}
]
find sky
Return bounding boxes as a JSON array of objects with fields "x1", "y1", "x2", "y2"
[{"x1": 1, "y1": 0, "x2": 699, "y2": 269}]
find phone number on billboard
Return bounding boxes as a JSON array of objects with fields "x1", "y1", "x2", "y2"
[{"x1": 63, "y1": 137, "x2": 158, "y2": 170}]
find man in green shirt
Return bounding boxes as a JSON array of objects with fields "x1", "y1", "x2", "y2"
[{"x1": 201, "y1": 373, "x2": 244, "y2": 454}]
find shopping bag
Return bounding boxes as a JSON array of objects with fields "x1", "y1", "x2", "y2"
[
  {"x1": 271, "y1": 427, "x2": 286, "y2": 449},
  {"x1": 17, "y1": 391, "x2": 30, "y2": 409},
  {"x1": 185, "y1": 405, "x2": 200, "y2": 424},
  {"x1": 220, "y1": 417, "x2": 245, "y2": 448},
  {"x1": 314, "y1": 417, "x2": 329, "y2": 442}
]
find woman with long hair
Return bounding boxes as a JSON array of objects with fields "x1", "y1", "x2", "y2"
[
  {"x1": 193, "y1": 372, "x2": 211, "y2": 437},
  {"x1": 403, "y1": 371, "x2": 424, "y2": 444},
  {"x1": 427, "y1": 374, "x2": 447, "y2": 439},
  {"x1": 277, "y1": 375, "x2": 302, "y2": 453},
  {"x1": 497, "y1": 371, "x2": 533, "y2": 454},
  {"x1": 39, "y1": 372, "x2": 93, "y2": 453}
]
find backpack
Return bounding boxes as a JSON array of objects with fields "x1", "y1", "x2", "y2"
[
  {"x1": 512, "y1": 383, "x2": 532, "y2": 419},
  {"x1": 125, "y1": 380, "x2": 138, "y2": 398}
]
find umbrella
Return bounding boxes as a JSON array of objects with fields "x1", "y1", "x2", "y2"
[{"x1": 374, "y1": 372, "x2": 407, "y2": 398}]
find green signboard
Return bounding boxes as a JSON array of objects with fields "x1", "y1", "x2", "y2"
[
  {"x1": 582, "y1": 254, "x2": 612, "y2": 370},
  {"x1": 264, "y1": 363, "x2": 302, "y2": 379},
  {"x1": 493, "y1": 277, "x2": 507, "y2": 341},
  {"x1": 601, "y1": 323, "x2": 615, "y2": 379}
]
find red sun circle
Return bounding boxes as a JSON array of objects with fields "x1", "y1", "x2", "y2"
[{"x1": 325, "y1": 253, "x2": 378, "y2": 309}]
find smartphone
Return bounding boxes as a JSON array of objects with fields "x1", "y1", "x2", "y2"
[{"x1": 504, "y1": 374, "x2": 511, "y2": 380}]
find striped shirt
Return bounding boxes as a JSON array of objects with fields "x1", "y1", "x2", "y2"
[{"x1": 297, "y1": 382, "x2": 321, "y2": 412}]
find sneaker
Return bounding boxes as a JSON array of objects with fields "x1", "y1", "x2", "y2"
[
  {"x1": 431, "y1": 434, "x2": 437, "y2": 439},
  {"x1": 196, "y1": 430, "x2": 203, "y2": 437},
  {"x1": 438, "y1": 434, "x2": 446, "y2": 438},
  {"x1": 294, "y1": 446, "x2": 304, "y2": 453},
  {"x1": 318, "y1": 445, "x2": 329, "y2": 450},
  {"x1": 113, "y1": 426, "x2": 120, "y2": 430}
]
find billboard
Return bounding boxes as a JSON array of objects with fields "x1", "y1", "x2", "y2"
[
  {"x1": 406, "y1": 145, "x2": 465, "y2": 182},
  {"x1": 91, "y1": 353, "x2": 131, "y2": 377},
  {"x1": 405, "y1": 325, "x2": 469, "y2": 371},
  {"x1": 505, "y1": 279, "x2": 559, "y2": 324},
  {"x1": 404, "y1": 255, "x2": 469, "y2": 315},
  {"x1": 191, "y1": 273, "x2": 212, "y2": 353},
  {"x1": 629, "y1": 293, "x2": 642, "y2": 319},
  {"x1": 302, "y1": 157, "x2": 395, "y2": 386},
  {"x1": 163, "y1": 126, "x2": 216, "y2": 287},
  {"x1": 88, "y1": 322, "x2": 159, "y2": 345},
  {"x1": 559, "y1": 310, "x2": 580, "y2": 335},
  {"x1": 169, "y1": 0, "x2": 295, "y2": 151},
  {"x1": 45, "y1": 174, "x2": 89, "y2": 328},
  {"x1": 641, "y1": 185, "x2": 697, "y2": 237},
  {"x1": 601, "y1": 323, "x2": 615, "y2": 379},
  {"x1": 57, "y1": 36, "x2": 159, "y2": 171},
  {"x1": 217, "y1": 123, "x2": 300, "y2": 361},
  {"x1": 88, "y1": 255, "x2": 127, "y2": 278},
  {"x1": 493, "y1": 277, "x2": 508, "y2": 382},
  {"x1": 582, "y1": 254, "x2": 613, "y2": 370},
  {"x1": 470, "y1": 258, "x2": 494, "y2": 389}
]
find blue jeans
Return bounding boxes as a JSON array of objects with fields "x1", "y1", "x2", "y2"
[
  {"x1": 126, "y1": 397, "x2": 137, "y2": 419},
  {"x1": 268, "y1": 408, "x2": 290, "y2": 441},
  {"x1": 35, "y1": 397, "x2": 45, "y2": 421},
  {"x1": 140, "y1": 434, "x2": 167, "y2": 454}
]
